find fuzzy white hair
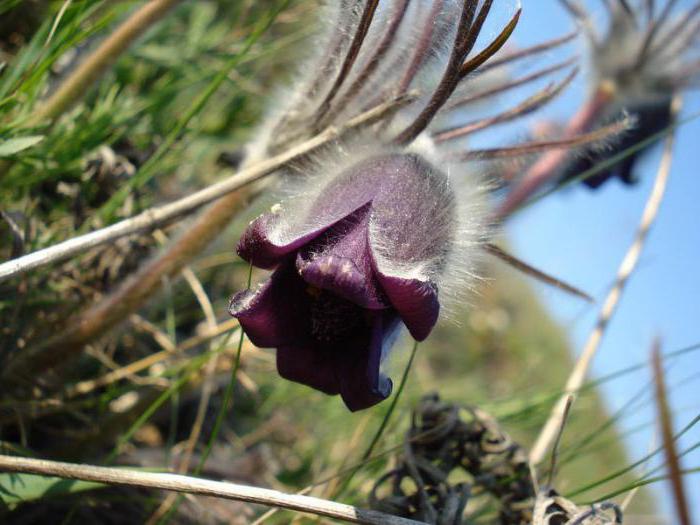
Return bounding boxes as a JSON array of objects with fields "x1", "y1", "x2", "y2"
[
  {"x1": 255, "y1": 134, "x2": 488, "y2": 322},
  {"x1": 239, "y1": 0, "x2": 546, "y2": 328}
]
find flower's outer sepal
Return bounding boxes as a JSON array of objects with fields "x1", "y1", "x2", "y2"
[
  {"x1": 276, "y1": 310, "x2": 397, "y2": 411},
  {"x1": 374, "y1": 273, "x2": 439, "y2": 342},
  {"x1": 237, "y1": 214, "x2": 328, "y2": 270},
  {"x1": 228, "y1": 262, "x2": 311, "y2": 347}
]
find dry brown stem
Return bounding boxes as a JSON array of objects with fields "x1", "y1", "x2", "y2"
[
  {"x1": 29, "y1": 0, "x2": 182, "y2": 126},
  {"x1": 0, "y1": 454, "x2": 425, "y2": 525}
]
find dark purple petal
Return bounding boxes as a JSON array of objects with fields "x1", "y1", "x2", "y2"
[
  {"x1": 275, "y1": 309, "x2": 400, "y2": 411},
  {"x1": 228, "y1": 262, "x2": 311, "y2": 347},
  {"x1": 276, "y1": 344, "x2": 340, "y2": 396},
  {"x1": 373, "y1": 273, "x2": 439, "y2": 341},
  {"x1": 296, "y1": 203, "x2": 388, "y2": 308},
  {"x1": 338, "y1": 310, "x2": 399, "y2": 411},
  {"x1": 297, "y1": 254, "x2": 384, "y2": 308},
  {"x1": 237, "y1": 173, "x2": 383, "y2": 270},
  {"x1": 237, "y1": 213, "x2": 328, "y2": 270}
]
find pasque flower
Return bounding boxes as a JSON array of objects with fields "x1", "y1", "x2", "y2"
[
  {"x1": 558, "y1": 0, "x2": 699, "y2": 188},
  {"x1": 230, "y1": 153, "x2": 458, "y2": 410},
  {"x1": 496, "y1": 0, "x2": 698, "y2": 219},
  {"x1": 228, "y1": 0, "x2": 574, "y2": 410}
]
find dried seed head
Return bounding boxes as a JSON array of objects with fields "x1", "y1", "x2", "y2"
[{"x1": 246, "y1": 0, "x2": 524, "y2": 163}]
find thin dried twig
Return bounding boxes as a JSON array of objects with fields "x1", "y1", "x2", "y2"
[
  {"x1": 458, "y1": 116, "x2": 628, "y2": 161},
  {"x1": 0, "y1": 94, "x2": 414, "y2": 284},
  {"x1": 178, "y1": 270, "x2": 219, "y2": 446},
  {"x1": 478, "y1": 31, "x2": 578, "y2": 73},
  {"x1": 65, "y1": 347, "x2": 174, "y2": 399},
  {"x1": 129, "y1": 314, "x2": 177, "y2": 353},
  {"x1": 484, "y1": 243, "x2": 592, "y2": 303},
  {"x1": 316, "y1": 0, "x2": 411, "y2": 130},
  {"x1": 546, "y1": 395, "x2": 574, "y2": 487},
  {"x1": 312, "y1": 0, "x2": 380, "y2": 127},
  {"x1": 393, "y1": 0, "x2": 483, "y2": 144},
  {"x1": 458, "y1": 6, "x2": 521, "y2": 77},
  {"x1": 434, "y1": 67, "x2": 577, "y2": 142},
  {"x1": 0, "y1": 455, "x2": 425, "y2": 525},
  {"x1": 446, "y1": 56, "x2": 578, "y2": 110},
  {"x1": 146, "y1": 252, "x2": 223, "y2": 523},
  {"x1": 54, "y1": 319, "x2": 241, "y2": 399},
  {"x1": 395, "y1": 0, "x2": 444, "y2": 95},
  {"x1": 529, "y1": 96, "x2": 681, "y2": 466}
]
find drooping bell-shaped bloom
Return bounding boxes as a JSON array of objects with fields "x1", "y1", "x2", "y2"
[
  {"x1": 496, "y1": 0, "x2": 697, "y2": 219},
  {"x1": 230, "y1": 153, "x2": 459, "y2": 411},
  {"x1": 558, "y1": 0, "x2": 698, "y2": 188},
  {"x1": 228, "y1": 0, "x2": 571, "y2": 410},
  {"x1": 560, "y1": 96, "x2": 673, "y2": 188}
]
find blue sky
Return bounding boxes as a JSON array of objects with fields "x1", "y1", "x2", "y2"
[{"x1": 498, "y1": 1, "x2": 700, "y2": 519}]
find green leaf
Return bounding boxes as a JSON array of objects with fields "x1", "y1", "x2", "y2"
[
  {"x1": 0, "y1": 136, "x2": 44, "y2": 157},
  {"x1": 0, "y1": 473, "x2": 103, "y2": 505}
]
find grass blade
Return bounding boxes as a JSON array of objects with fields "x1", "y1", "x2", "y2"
[{"x1": 652, "y1": 338, "x2": 693, "y2": 525}]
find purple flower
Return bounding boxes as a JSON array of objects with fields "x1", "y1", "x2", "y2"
[
  {"x1": 226, "y1": 0, "x2": 555, "y2": 410},
  {"x1": 558, "y1": 0, "x2": 698, "y2": 188},
  {"x1": 559, "y1": 96, "x2": 673, "y2": 188},
  {"x1": 229, "y1": 153, "x2": 457, "y2": 411}
]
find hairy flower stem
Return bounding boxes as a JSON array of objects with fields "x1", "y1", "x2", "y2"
[
  {"x1": 494, "y1": 82, "x2": 616, "y2": 221},
  {"x1": 1, "y1": 190, "x2": 250, "y2": 390}
]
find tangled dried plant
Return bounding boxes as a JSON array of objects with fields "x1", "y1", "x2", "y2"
[{"x1": 370, "y1": 394, "x2": 624, "y2": 524}]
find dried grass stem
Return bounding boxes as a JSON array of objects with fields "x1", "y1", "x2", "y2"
[
  {"x1": 0, "y1": 94, "x2": 413, "y2": 284},
  {"x1": 0, "y1": 455, "x2": 425, "y2": 525},
  {"x1": 529, "y1": 95, "x2": 681, "y2": 466},
  {"x1": 30, "y1": 0, "x2": 182, "y2": 126}
]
